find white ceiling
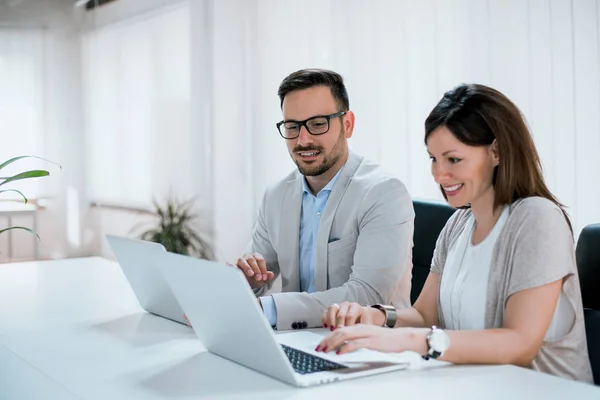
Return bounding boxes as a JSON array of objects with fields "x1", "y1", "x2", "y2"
[
  {"x1": 0, "y1": 0, "x2": 75, "y2": 6},
  {"x1": 0, "y1": 0, "x2": 82, "y2": 28}
]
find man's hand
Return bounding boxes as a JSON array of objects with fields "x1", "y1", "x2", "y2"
[
  {"x1": 321, "y1": 302, "x2": 385, "y2": 329},
  {"x1": 231, "y1": 253, "x2": 275, "y2": 289}
]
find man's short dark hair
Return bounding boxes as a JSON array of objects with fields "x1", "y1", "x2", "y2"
[{"x1": 277, "y1": 68, "x2": 350, "y2": 111}]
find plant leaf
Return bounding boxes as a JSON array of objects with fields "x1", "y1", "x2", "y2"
[
  {"x1": 0, "y1": 170, "x2": 50, "y2": 187},
  {"x1": 135, "y1": 197, "x2": 213, "y2": 259},
  {"x1": 0, "y1": 189, "x2": 28, "y2": 203},
  {"x1": 0, "y1": 156, "x2": 61, "y2": 171},
  {"x1": 0, "y1": 226, "x2": 40, "y2": 239}
]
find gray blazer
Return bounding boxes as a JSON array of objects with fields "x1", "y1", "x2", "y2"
[{"x1": 246, "y1": 150, "x2": 414, "y2": 331}]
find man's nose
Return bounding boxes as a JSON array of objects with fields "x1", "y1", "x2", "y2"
[{"x1": 296, "y1": 125, "x2": 313, "y2": 146}]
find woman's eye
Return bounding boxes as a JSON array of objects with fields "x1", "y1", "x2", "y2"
[
  {"x1": 429, "y1": 156, "x2": 436, "y2": 162},
  {"x1": 449, "y1": 157, "x2": 461, "y2": 164}
]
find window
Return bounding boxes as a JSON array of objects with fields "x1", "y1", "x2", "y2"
[
  {"x1": 82, "y1": 5, "x2": 191, "y2": 207},
  {"x1": 0, "y1": 29, "x2": 45, "y2": 199}
]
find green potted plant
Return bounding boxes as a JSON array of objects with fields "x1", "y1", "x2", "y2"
[
  {"x1": 0, "y1": 156, "x2": 57, "y2": 237},
  {"x1": 136, "y1": 197, "x2": 214, "y2": 259}
]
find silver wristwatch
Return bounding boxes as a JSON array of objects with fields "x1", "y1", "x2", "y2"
[
  {"x1": 370, "y1": 304, "x2": 397, "y2": 328},
  {"x1": 423, "y1": 325, "x2": 450, "y2": 360}
]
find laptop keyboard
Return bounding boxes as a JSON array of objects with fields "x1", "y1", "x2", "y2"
[{"x1": 281, "y1": 344, "x2": 348, "y2": 375}]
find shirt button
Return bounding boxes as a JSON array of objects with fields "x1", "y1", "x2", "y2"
[{"x1": 317, "y1": 212, "x2": 321, "y2": 217}]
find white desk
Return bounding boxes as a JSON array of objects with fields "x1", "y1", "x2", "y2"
[
  {"x1": 0, "y1": 257, "x2": 598, "y2": 399},
  {"x1": 0, "y1": 201, "x2": 39, "y2": 260},
  {"x1": 0, "y1": 343, "x2": 80, "y2": 400}
]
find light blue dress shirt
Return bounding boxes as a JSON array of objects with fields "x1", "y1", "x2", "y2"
[{"x1": 260, "y1": 168, "x2": 344, "y2": 326}]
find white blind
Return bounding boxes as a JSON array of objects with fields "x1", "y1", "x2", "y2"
[
  {"x1": 0, "y1": 29, "x2": 45, "y2": 200},
  {"x1": 82, "y1": 4, "x2": 191, "y2": 207},
  {"x1": 243, "y1": 0, "x2": 600, "y2": 237},
  {"x1": 197, "y1": 0, "x2": 600, "y2": 259}
]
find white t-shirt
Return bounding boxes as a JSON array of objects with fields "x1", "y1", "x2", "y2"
[{"x1": 439, "y1": 206, "x2": 574, "y2": 340}]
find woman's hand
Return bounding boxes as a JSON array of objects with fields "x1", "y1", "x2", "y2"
[
  {"x1": 321, "y1": 302, "x2": 386, "y2": 329},
  {"x1": 315, "y1": 325, "x2": 429, "y2": 355}
]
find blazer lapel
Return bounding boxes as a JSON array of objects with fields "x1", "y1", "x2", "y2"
[
  {"x1": 278, "y1": 176, "x2": 302, "y2": 292},
  {"x1": 313, "y1": 151, "x2": 363, "y2": 292}
]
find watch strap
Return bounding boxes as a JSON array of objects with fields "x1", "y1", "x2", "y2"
[{"x1": 370, "y1": 304, "x2": 397, "y2": 328}]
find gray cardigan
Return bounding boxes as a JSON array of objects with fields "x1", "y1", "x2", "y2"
[{"x1": 431, "y1": 197, "x2": 593, "y2": 383}]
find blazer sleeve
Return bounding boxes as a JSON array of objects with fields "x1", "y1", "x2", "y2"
[
  {"x1": 271, "y1": 177, "x2": 414, "y2": 330},
  {"x1": 244, "y1": 189, "x2": 281, "y2": 297}
]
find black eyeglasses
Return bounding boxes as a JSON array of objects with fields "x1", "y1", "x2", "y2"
[{"x1": 276, "y1": 111, "x2": 347, "y2": 139}]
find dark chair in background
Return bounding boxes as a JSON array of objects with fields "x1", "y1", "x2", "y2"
[
  {"x1": 576, "y1": 223, "x2": 600, "y2": 385},
  {"x1": 411, "y1": 199, "x2": 455, "y2": 304}
]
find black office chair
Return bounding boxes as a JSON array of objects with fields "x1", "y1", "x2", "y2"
[
  {"x1": 411, "y1": 199, "x2": 455, "y2": 304},
  {"x1": 576, "y1": 223, "x2": 600, "y2": 385}
]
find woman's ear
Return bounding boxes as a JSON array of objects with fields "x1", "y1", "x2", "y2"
[{"x1": 491, "y1": 139, "x2": 500, "y2": 166}]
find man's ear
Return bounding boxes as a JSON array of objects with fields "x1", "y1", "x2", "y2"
[{"x1": 344, "y1": 111, "x2": 355, "y2": 139}]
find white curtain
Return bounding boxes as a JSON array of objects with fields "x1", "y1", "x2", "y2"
[
  {"x1": 82, "y1": 3, "x2": 192, "y2": 208},
  {"x1": 0, "y1": 29, "x2": 45, "y2": 199}
]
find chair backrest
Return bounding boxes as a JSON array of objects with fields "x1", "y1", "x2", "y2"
[
  {"x1": 576, "y1": 224, "x2": 600, "y2": 310},
  {"x1": 584, "y1": 309, "x2": 600, "y2": 385},
  {"x1": 411, "y1": 199, "x2": 455, "y2": 304},
  {"x1": 576, "y1": 223, "x2": 600, "y2": 385}
]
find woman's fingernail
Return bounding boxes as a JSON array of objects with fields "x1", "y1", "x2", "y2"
[
  {"x1": 315, "y1": 345, "x2": 321, "y2": 352},
  {"x1": 323, "y1": 324, "x2": 328, "y2": 328},
  {"x1": 330, "y1": 326, "x2": 334, "y2": 331},
  {"x1": 336, "y1": 350, "x2": 341, "y2": 355}
]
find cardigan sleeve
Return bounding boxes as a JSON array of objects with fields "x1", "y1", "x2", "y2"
[{"x1": 506, "y1": 199, "x2": 575, "y2": 297}]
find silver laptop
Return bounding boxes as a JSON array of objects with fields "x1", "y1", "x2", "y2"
[
  {"x1": 105, "y1": 234, "x2": 187, "y2": 325},
  {"x1": 156, "y1": 251, "x2": 409, "y2": 387}
]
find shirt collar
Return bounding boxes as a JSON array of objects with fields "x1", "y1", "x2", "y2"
[{"x1": 302, "y1": 164, "x2": 345, "y2": 195}]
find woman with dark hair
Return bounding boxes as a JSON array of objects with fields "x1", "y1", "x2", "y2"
[{"x1": 315, "y1": 84, "x2": 593, "y2": 382}]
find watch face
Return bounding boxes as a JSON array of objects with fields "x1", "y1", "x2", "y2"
[{"x1": 430, "y1": 329, "x2": 450, "y2": 352}]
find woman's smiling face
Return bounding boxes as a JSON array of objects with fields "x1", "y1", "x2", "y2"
[{"x1": 426, "y1": 126, "x2": 499, "y2": 208}]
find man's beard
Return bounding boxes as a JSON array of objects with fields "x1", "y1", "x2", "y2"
[{"x1": 293, "y1": 128, "x2": 345, "y2": 177}]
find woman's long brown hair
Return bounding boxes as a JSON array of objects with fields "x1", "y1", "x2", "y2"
[{"x1": 424, "y1": 83, "x2": 572, "y2": 234}]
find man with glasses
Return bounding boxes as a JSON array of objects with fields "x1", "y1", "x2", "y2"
[{"x1": 233, "y1": 68, "x2": 414, "y2": 331}]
